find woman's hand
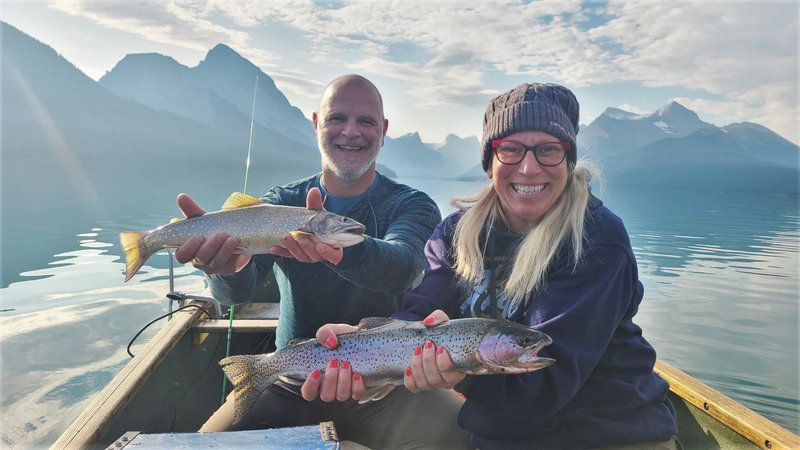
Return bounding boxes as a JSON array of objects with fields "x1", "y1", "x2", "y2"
[
  {"x1": 404, "y1": 310, "x2": 466, "y2": 392},
  {"x1": 300, "y1": 310, "x2": 466, "y2": 402},
  {"x1": 300, "y1": 323, "x2": 366, "y2": 402}
]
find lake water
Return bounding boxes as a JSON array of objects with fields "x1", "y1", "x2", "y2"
[{"x1": 1, "y1": 172, "x2": 798, "y2": 449}]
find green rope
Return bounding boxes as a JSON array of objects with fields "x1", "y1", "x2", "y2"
[{"x1": 220, "y1": 304, "x2": 235, "y2": 405}]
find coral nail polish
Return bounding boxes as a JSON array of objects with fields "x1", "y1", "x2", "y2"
[
  {"x1": 437, "y1": 347, "x2": 444, "y2": 355},
  {"x1": 341, "y1": 361, "x2": 350, "y2": 370},
  {"x1": 424, "y1": 341, "x2": 433, "y2": 350},
  {"x1": 405, "y1": 368, "x2": 413, "y2": 377},
  {"x1": 329, "y1": 359, "x2": 339, "y2": 368},
  {"x1": 326, "y1": 335, "x2": 337, "y2": 348},
  {"x1": 414, "y1": 346, "x2": 422, "y2": 356},
  {"x1": 311, "y1": 369, "x2": 321, "y2": 379},
  {"x1": 353, "y1": 372, "x2": 361, "y2": 381},
  {"x1": 423, "y1": 316, "x2": 435, "y2": 326}
]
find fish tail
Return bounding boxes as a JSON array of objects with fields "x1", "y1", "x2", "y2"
[
  {"x1": 119, "y1": 231, "x2": 149, "y2": 282},
  {"x1": 220, "y1": 355, "x2": 277, "y2": 424}
]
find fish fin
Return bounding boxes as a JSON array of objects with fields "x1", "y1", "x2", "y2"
[
  {"x1": 358, "y1": 384, "x2": 397, "y2": 403},
  {"x1": 289, "y1": 230, "x2": 314, "y2": 240},
  {"x1": 169, "y1": 217, "x2": 183, "y2": 224},
  {"x1": 286, "y1": 337, "x2": 316, "y2": 347},
  {"x1": 465, "y1": 360, "x2": 531, "y2": 375},
  {"x1": 465, "y1": 367, "x2": 497, "y2": 375},
  {"x1": 222, "y1": 192, "x2": 263, "y2": 210},
  {"x1": 278, "y1": 375, "x2": 305, "y2": 386},
  {"x1": 220, "y1": 355, "x2": 277, "y2": 424},
  {"x1": 119, "y1": 231, "x2": 148, "y2": 282},
  {"x1": 356, "y1": 317, "x2": 409, "y2": 331}
]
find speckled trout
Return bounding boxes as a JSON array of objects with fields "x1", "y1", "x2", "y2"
[
  {"x1": 119, "y1": 192, "x2": 366, "y2": 281},
  {"x1": 221, "y1": 317, "x2": 555, "y2": 424}
]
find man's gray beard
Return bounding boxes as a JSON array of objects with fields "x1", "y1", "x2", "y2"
[{"x1": 321, "y1": 153, "x2": 377, "y2": 180}]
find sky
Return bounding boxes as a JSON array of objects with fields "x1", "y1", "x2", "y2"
[{"x1": 2, "y1": 0, "x2": 798, "y2": 145}]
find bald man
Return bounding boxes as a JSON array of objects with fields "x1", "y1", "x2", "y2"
[{"x1": 179, "y1": 75, "x2": 469, "y2": 449}]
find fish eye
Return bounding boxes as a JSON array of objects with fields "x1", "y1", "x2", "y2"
[{"x1": 522, "y1": 336, "x2": 536, "y2": 346}]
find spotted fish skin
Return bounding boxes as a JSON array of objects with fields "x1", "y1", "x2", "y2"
[
  {"x1": 220, "y1": 317, "x2": 555, "y2": 424},
  {"x1": 118, "y1": 192, "x2": 366, "y2": 281}
]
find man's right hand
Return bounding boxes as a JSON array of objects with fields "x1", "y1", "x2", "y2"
[{"x1": 173, "y1": 193, "x2": 251, "y2": 275}]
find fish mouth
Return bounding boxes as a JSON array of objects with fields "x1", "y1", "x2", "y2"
[
  {"x1": 332, "y1": 224, "x2": 366, "y2": 246},
  {"x1": 321, "y1": 217, "x2": 366, "y2": 247},
  {"x1": 341, "y1": 222, "x2": 367, "y2": 235},
  {"x1": 518, "y1": 334, "x2": 555, "y2": 368},
  {"x1": 518, "y1": 353, "x2": 556, "y2": 369}
]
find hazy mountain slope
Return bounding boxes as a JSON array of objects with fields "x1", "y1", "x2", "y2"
[
  {"x1": 608, "y1": 128, "x2": 798, "y2": 193},
  {"x1": 99, "y1": 44, "x2": 317, "y2": 156},
  {"x1": 579, "y1": 101, "x2": 716, "y2": 160}
]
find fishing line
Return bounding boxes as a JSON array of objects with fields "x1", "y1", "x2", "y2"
[
  {"x1": 242, "y1": 75, "x2": 259, "y2": 195},
  {"x1": 127, "y1": 304, "x2": 211, "y2": 358}
]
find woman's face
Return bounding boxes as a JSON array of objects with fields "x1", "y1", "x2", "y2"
[{"x1": 489, "y1": 130, "x2": 570, "y2": 232}]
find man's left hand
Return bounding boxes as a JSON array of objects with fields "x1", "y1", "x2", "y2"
[{"x1": 268, "y1": 187, "x2": 344, "y2": 265}]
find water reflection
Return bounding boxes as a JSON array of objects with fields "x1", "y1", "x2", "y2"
[
  {"x1": 0, "y1": 224, "x2": 208, "y2": 448},
  {"x1": 603, "y1": 188, "x2": 799, "y2": 432}
]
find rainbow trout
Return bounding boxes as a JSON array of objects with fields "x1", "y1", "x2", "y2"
[
  {"x1": 119, "y1": 192, "x2": 366, "y2": 281},
  {"x1": 221, "y1": 317, "x2": 555, "y2": 424}
]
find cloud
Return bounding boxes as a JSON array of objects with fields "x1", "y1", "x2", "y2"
[
  {"x1": 50, "y1": 0, "x2": 250, "y2": 52},
  {"x1": 46, "y1": 0, "x2": 798, "y2": 142},
  {"x1": 591, "y1": 0, "x2": 798, "y2": 140}
]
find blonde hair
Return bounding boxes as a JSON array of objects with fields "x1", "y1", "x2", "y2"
[{"x1": 450, "y1": 160, "x2": 600, "y2": 312}]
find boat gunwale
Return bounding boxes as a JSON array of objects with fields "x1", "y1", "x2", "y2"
[{"x1": 655, "y1": 359, "x2": 798, "y2": 450}]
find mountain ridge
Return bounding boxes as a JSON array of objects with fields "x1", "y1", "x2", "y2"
[{"x1": 3, "y1": 21, "x2": 796, "y2": 193}]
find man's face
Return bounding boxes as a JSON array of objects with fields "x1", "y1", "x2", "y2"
[{"x1": 313, "y1": 79, "x2": 387, "y2": 180}]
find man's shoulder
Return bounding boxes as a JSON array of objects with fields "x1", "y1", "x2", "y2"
[
  {"x1": 260, "y1": 173, "x2": 320, "y2": 205},
  {"x1": 374, "y1": 173, "x2": 435, "y2": 204}
]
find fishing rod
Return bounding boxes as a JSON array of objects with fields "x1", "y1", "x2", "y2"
[
  {"x1": 156, "y1": 75, "x2": 260, "y2": 406},
  {"x1": 219, "y1": 74, "x2": 261, "y2": 405}
]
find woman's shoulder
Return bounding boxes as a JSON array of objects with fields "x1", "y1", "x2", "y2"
[
  {"x1": 434, "y1": 210, "x2": 464, "y2": 237},
  {"x1": 585, "y1": 195, "x2": 632, "y2": 248}
]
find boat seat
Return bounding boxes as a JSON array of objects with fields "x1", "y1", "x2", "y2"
[{"x1": 193, "y1": 303, "x2": 279, "y2": 333}]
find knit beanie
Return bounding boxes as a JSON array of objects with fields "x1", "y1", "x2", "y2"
[{"x1": 481, "y1": 82, "x2": 579, "y2": 172}]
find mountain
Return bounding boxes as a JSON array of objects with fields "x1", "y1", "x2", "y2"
[
  {"x1": 435, "y1": 134, "x2": 481, "y2": 175},
  {"x1": 1, "y1": 22, "x2": 320, "y2": 285},
  {"x1": 379, "y1": 132, "x2": 445, "y2": 177},
  {"x1": 457, "y1": 103, "x2": 799, "y2": 192},
  {"x1": 720, "y1": 122, "x2": 798, "y2": 167},
  {"x1": 377, "y1": 132, "x2": 481, "y2": 178},
  {"x1": 579, "y1": 102, "x2": 798, "y2": 193},
  {"x1": 608, "y1": 127, "x2": 798, "y2": 193},
  {"x1": 578, "y1": 101, "x2": 716, "y2": 160},
  {"x1": 99, "y1": 44, "x2": 316, "y2": 150}
]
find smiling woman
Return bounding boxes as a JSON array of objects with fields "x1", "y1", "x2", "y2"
[{"x1": 301, "y1": 82, "x2": 681, "y2": 449}]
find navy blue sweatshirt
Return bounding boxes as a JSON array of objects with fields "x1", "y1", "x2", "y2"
[{"x1": 395, "y1": 196, "x2": 677, "y2": 449}]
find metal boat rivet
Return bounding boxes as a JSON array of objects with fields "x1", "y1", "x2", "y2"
[
  {"x1": 703, "y1": 402, "x2": 710, "y2": 410},
  {"x1": 764, "y1": 440, "x2": 772, "y2": 449}
]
